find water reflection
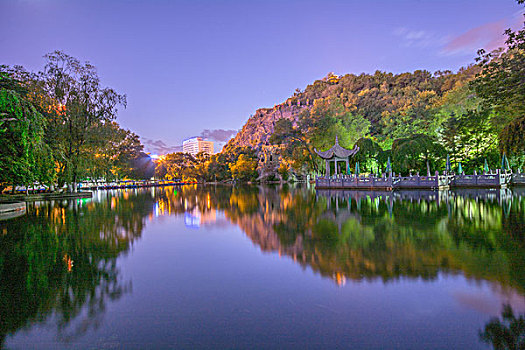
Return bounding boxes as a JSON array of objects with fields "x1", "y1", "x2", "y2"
[
  {"x1": 480, "y1": 304, "x2": 525, "y2": 349},
  {"x1": 156, "y1": 185, "x2": 525, "y2": 293},
  {"x1": 1, "y1": 185, "x2": 524, "y2": 347},
  {"x1": 0, "y1": 190, "x2": 154, "y2": 346}
]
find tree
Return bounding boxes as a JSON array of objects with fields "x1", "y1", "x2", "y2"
[
  {"x1": 86, "y1": 122, "x2": 143, "y2": 181},
  {"x1": 353, "y1": 138, "x2": 383, "y2": 173},
  {"x1": 0, "y1": 73, "x2": 48, "y2": 191},
  {"x1": 472, "y1": 15, "x2": 525, "y2": 154},
  {"x1": 270, "y1": 98, "x2": 370, "y2": 174},
  {"x1": 229, "y1": 154, "x2": 258, "y2": 182},
  {"x1": 391, "y1": 134, "x2": 445, "y2": 174},
  {"x1": 278, "y1": 163, "x2": 289, "y2": 181},
  {"x1": 269, "y1": 119, "x2": 319, "y2": 172},
  {"x1": 500, "y1": 117, "x2": 525, "y2": 155},
  {"x1": 159, "y1": 152, "x2": 196, "y2": 181},
  {"x1": 300, "y1": 98, "x2": 370, "y2": 152},
  {"x1": 381, "y1": 88, "x2": 439, "y2": 139},
  {"x1": 42, "y1": 51, "x2": 126, "y2": 190},
  {"x1": 205, "y1": 152, "x2": 232, "y2": 182}
]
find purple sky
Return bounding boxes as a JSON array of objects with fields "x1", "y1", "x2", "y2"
[{"x1": 1, "y1": 0, "x2": 523, "y2": 154}]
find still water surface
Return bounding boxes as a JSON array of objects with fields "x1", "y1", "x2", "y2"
[{"x1": 1, "y1": 185, "x2": 524, "y2": 349}]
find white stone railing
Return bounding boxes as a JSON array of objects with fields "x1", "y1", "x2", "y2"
[{"x1": 316, "y1": 170, "x2": 516, "y2": 190}]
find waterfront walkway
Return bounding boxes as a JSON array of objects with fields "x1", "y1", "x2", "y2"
[{"x1": 316, "y1": 170, "x2": 518, "y2": 190}]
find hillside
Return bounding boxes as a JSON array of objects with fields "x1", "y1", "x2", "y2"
[{"x1": 226, "y1": 67, "x2": 480, "y2": 152}]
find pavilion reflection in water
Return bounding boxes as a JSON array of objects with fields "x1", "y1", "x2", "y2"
[
  {"x1": 144, "y1": 185, "x2": 525, "y2": 296},
  {"x1": 82, "y1": 186, "x2": 525, "y2": 293},
  {"x1": 1, "y1": 185, "x2": 524, "y2": 348},
  {"x1": 317, "y1": 187, "x2": 518, "y2": 213}
]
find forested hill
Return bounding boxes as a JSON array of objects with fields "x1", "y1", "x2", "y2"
[{"x1": 226, "y1": 66, "x2": 480, "y2": 151}]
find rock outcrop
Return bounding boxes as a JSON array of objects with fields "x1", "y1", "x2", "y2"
[{"x1": 225, "y1": 103, "x2": 310, "y2": 151}]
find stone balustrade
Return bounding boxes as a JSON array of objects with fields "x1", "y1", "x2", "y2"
[
  {"x1": 512, "y1": 173, "x2": 525, "y2": 186},
  {"x1": 316, "y1": 174, "x2": 393, "y2": 190},
  {"x1": 316, "y1": 170, "x2": 521, "y2": 190},
  {"x1": 452, "y1": 171, "x2": 510, "y2": 188}
]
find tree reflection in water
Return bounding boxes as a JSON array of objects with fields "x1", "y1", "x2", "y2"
[
  {"x1": 157, "y1": 185, "x2": 525, "y2": 292},
  {"x1": 1, "y1": 185, "x2": 524, "y2": 347},
  {"x1": 480, "y1": 304, "x2": 525, "y2": 350},
  {"x1": 0, "y1": 190, "x2": 155, "y2": 346}
]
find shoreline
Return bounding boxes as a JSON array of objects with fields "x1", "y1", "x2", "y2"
[{"x1": 0, "y1": 191, "x2": 93, "y2": 202}]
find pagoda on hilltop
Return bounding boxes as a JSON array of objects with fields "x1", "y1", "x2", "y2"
[{"x1": 315, "y1": 136, "x2": 359, "y2": 176}]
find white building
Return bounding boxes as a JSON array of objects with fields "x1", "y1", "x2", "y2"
[{"x1": 182, "y1": 137, "x2": 214, "y2": 156}]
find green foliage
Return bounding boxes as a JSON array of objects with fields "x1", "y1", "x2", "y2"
[
  {"x1": 300, "y1": 98, "x2": 370, "y2": 151},
  {"x1": 34, "y1": 143, "x2": 56, "y2": 186},
  {"x1": 269, "y1": 119, "x2": 319, "y2": 172},
  {"x1": 160, "y1": 152, "x2": 197, "y2": 181},
  {"x1": 155, "y1": 147, "x2": 259, "y2": 183},
  {"x1": 500, "y1": 116, "x2": 525, "y2": 155},
  {"x1": 278, "y1": 163, "x2": 289, "y2": 181},
  {"x1": 41, "y1": 51, "x2": 127, "y2": 187},
  {"x1": 270, "y1": 98, "x2": 370, "y2": 174},
  {"x1": 391, "y1": 134, "x2": 445, "y2": 174},
  {"x1": 85, "y1": 122, "x2": 144, "y2": 181},
  {"x1": 293, "y1": 68, "x2": 478, "y2": 137},
  {"x1": 352, "y1": 138, "x2": 383, "y2": 173},
  {"x1": 229, "y1": 154, "x2": 258, "y2": 182},
  {"x1": 205, "y1": 152, "x2": 232, "y2": 181},
  {"x1": 472, "y1": 22, "x2": 525, "y2": 155},
  {"x1": 0, "y1": 75, "x2": 47, "y2": 187},
  {"x1": 1, "y1": 53, "x2": 144, "y2": 190},
  {"x1": 439, "y1": 107, "x2": 499, "y2": 170},
  {"x1": 266, "y1": 63, "x2": 510, "y2": 175}
]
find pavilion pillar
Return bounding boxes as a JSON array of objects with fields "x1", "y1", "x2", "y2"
[
  {"x1": 334, "y1": 160, "x2": 338, "y2": 175},
  {"x1": 346, "y1": 159, "x2": 349, "y2": 175},
  {"x1": 325, "y1": 160, "x2": 330, "y2": 176}
]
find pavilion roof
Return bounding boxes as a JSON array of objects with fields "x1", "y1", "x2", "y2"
[{"x1": 314, "y1": 136, "x2": 359, "y2": 159}]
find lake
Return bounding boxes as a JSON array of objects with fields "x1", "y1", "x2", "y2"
[{"x1": 1, "y1": 185, "x2": 524, "y2": 349}]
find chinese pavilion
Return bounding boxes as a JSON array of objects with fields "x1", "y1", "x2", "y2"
[{"x1": 314, "y1": 136, "x2": 359, "y2": 176}]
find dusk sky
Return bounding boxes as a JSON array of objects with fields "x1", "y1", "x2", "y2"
[{"x1": 1, "y1": 0, "x2": 523, "y2": 154}]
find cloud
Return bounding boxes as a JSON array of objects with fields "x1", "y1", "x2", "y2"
[
  {"x1": 393, "y1": 11, "x2": 524, "y2": 57},
  {"x1": 393, "y1": 27, "x2": 447, "y2": 48},
  {"x1": 441, "y1": 20, "x2": 506, "y2": 56},
  {"x1": 141, "y1": 129, "x2": 238, "y2": 155},
  {"x1": 142, "y1": 138, "x2": 182, "y2": 155},
  {"x1": 199, "y1": 129, "x2": 238, "y2": 142},
  {"x1": 198, "y1": 129, "x2": 239, "y2": 153},
  {"x1": 441, "y1": 11, "x2": 524, "y2": 56}
]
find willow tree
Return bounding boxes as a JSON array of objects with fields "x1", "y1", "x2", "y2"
[
  {"x1": 0, "y1": 73, "x2": 48, "y2": 192},
  {"x1": 391, "y1": 134, "x2": 445, "y2": 175},
  {"x1": 42, "y1": 51, "x2": 126, "y2": 191},
  {"x1": 352, "y1": 138, "x2": 384, "y2": 173}
]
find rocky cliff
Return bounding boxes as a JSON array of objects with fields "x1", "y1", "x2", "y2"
[{"x1": 225, "y1": 102, "x2": 311, "y2": 151}]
